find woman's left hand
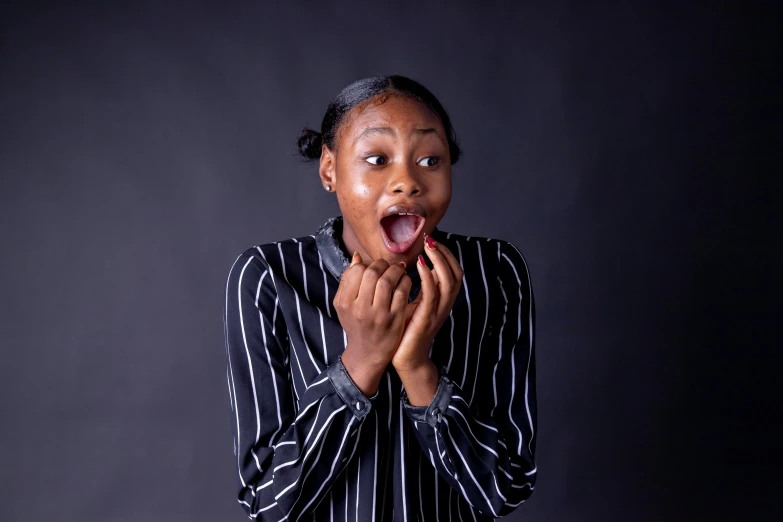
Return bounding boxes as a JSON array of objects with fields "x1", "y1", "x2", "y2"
[{"x1": 392, "y1": 233, "x2": 464, "y2": 373}]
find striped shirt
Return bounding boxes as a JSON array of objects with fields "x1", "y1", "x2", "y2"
[{"x1": 223, "y1": 215, "x2": 537, "y2": 521}]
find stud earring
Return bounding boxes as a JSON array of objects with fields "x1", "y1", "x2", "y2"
[{"x1": 325, "y1": 185, "x2": 332, "y2": 191}]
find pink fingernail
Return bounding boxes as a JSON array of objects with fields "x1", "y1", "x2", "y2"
[{"x1": 418, "y1": 255, "x2": 426, "y2": 266}]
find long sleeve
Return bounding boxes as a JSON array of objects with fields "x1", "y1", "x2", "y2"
[
  {"x1": 223, "y1": 248, "x2": 378, "y2": 521},
  {"x1": 401, "y1": 239, "x2": 537, "y2": 518}
]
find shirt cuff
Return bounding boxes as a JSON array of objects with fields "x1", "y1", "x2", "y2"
[
  {"x1": 326, "y1": 355, "x2": 376, "y2": 420},
  {"x1": 401, "y1": 365, "x2": 454, "y2": 427}
]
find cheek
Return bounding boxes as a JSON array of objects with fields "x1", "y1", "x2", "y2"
[
  {"x1": 335, "y1": 170, "x2": 378, "y2": 217},
  {"x1": 348, "y1": 181, "x2": 372, "y2": 199},
  {"x1": 339, "y1": 166, "x2": 377, "y2": 202},
  {"x1": 429, "y1": 176, "x2": 453, "y2": 206}
]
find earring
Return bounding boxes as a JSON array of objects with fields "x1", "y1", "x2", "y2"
[{"x1": 325, "y1": 185, "x2": 332, "y2": 191}]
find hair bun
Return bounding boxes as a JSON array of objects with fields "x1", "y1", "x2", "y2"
[{"x1": 297, "y1": 127, "x2": 323, "y2": 161}]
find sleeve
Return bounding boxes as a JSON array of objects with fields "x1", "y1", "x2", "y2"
[
  {"x1": 223, "y1": 248, "x2": 379, "y2": 521},
  {"x1": 400, "y1": 239, "x2": 537, "y2": 518}
]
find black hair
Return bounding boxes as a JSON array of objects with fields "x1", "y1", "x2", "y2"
[{"x1": 297, "y1": 75, "x2": 461, "y2": 164}]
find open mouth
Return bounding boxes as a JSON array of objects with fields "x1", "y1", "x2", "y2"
[{"x1": 380, "y1": 208, "x2": 426, "y2": 254}]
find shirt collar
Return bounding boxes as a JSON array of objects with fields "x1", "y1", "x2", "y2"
[
  {"x1": 315, "y1": 215, "x2": 437, "y2": 303},
  {"x1": 314, "y1": 215, "x2": 352, "y2": 282}
]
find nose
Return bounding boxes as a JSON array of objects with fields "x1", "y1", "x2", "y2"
[{"x1": 388, "y1": 162, "x2": 421, "y2": 196}]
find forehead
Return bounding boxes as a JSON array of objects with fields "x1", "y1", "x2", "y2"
[{"x1": 337, "y1": 93, "x2": 445, "y2": 143}]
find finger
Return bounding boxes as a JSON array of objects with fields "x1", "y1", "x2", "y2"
[
  {"x1": 430, "y1": 237, "x2": 464, "y2": 284},
  {"x1": 424, "y1": 232, "x2": 461, "y2": 288},
  {"x1": 357, "y1": 258, "x2": 390, "y2": 307},
  {"x1": 335, "y1": 251, "x2": 365, "y2": 307},
  {"x1": 390, "y1": 272, "x2": 413, "y2": 316},
  {"x1": 374, "y1": 261, "x2": 408, "y2": 309},
  {"x1": 405, "y1": 299, "x2": 418, "y2": 325},
  {"x1": 414, "y1": 254, "x2": 438, "y2": 319},
  {"x1": 423, "y1": 233, "x2": 453, "y2": 291},
  {"x1": 422, "y1": 235, "x2": 458, "y2": 317},
  {"x1": 403, "y1": 277, "x2": 424, "y2": 320}
]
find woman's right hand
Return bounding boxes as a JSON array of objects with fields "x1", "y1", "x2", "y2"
[{"x1": 333, "y1": 252, "x2": 412, "y2": 396}]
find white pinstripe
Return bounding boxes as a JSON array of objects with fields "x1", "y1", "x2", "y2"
[{"x1": 468, "y1": 241, "x2": 490, "y2": 406}]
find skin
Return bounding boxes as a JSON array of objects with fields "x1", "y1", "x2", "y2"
[{"x1": 319, "y1": 94, "x2": 465, "y2": 405}]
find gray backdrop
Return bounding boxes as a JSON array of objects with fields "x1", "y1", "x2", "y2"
[{"x1": 1, "y1": 2, "x2": 779, "y2": 521}]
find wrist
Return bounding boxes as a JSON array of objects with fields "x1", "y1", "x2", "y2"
[
  {"x1": 394, "y1": 358, "x2": 436, "y2": 377},
  {"x1": 340, "y1": 347, "x2": 386, "y2": 398},
  {"x1": 397, "y1": 361, "x2": 438, "y2": 406},
  {"x1": 393, "y1": 336, "x2": 436, "y2": 373}
]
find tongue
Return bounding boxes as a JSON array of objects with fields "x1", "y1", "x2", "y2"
[{"x1": 383, "y1": 215, "x2": 418, "y2": 243}]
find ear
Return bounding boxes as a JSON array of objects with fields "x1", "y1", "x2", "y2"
[{"x1": 318, "y1": 144, "x2": 336, "y2": 190}]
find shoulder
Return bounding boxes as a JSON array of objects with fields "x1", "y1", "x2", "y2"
[{"x1": 225, "y1": 233, "x2": 318, "y2": 280}]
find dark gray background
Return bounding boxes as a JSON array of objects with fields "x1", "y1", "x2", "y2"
[{"x1": 1, "y1": 2, "x2": 779, "y2": 521}]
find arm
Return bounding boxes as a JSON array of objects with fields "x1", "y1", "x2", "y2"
[
  {"x1": 400, "y1": 240, "x2": 537, "y2": 518},
  {"x1": 223, "y1": 248, "x2": 376, "y2": 521}
]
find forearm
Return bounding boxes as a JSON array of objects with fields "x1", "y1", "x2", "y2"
[
  {"x1": 238, "y1": 360, "x2": 377, "y2": 521},
  {"x1": 402, "y1": 366, "x2": 535, "y2": 518}
]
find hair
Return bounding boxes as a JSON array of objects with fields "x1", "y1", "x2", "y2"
[{"x1": 297, "y1": 75, "x2": 461, "y2": 164}]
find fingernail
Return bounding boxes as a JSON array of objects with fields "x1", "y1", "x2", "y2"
[
  {"x1": 418, "y1": 254, "x2": 426, "y2": 266},
  {"x1": 351, "y1": 251, "x2": 361, "y2": 265},
  {"x1": 398, "y1": 261, "x2": 407, "y2": 269},
  {"x1": 425, "y1": 235, "x2": 436, "y2": 249}
]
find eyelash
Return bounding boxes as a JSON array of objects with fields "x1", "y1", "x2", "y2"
[{"x1": 364, "y1": 156, "x2": 441, "y2": 167}]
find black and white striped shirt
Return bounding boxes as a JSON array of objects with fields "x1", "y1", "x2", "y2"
[{"x1": 223, "y1": 215, "x2": 537, "y2": 521}]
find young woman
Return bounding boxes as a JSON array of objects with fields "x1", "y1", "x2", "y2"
[{"x1": 223, "y1": 75, "x2": 537, "y2": 521}]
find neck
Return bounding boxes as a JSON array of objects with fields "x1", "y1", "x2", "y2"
[{"x1": 339, "y1": 216, "x2": 372, "y2": 264}]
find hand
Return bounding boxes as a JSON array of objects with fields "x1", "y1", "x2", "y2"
[
  {"x1": 334, "y1": 252, "x2": 413, "y2": 396},
  {"x1": 392, "y1": 233, "x2": 464, "y2": 373}
]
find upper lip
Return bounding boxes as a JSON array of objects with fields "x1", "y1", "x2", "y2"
[{"x1": 380, "y1": 203, "x2": 427, "y2": 219}]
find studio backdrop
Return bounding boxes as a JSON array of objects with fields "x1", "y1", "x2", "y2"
[{"x1": 0, "y1": 2, "x2": 778, "y2": 521}]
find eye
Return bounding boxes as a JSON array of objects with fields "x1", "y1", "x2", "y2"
[
  {"x1": 365, "y1": 155, "x2": 386, "y2": 166},
  {"x1": 417, "y1": 156, "x2": 440, "y2": 167}
]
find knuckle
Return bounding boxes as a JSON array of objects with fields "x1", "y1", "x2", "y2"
[
  {"x1": 395, "y1": 284, "x2": 411, "y2": 298},
  {"x1": 377, "y1": 313, "x2": 393, "y2": 328},
  {"x1": 376, "y1": 276, "x2": 394, "y2": 290},
  {"x1": 370, "y1": 259, "x2": 390, "y2": 271},
  {"x1": 365, "y1": 266, "x2": 384, "y2": 278}
]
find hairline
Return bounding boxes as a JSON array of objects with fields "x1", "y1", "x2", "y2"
[{"x1": 329, "y1": 90, "x2": 448, "y2": 154}]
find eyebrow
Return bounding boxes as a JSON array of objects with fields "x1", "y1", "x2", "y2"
[
  {"x1": 353, "y1": 126, "x2": 395, "y2": 145},
  {"x1": 353, "y1": 126, "x2": 447, "y2": 147}
]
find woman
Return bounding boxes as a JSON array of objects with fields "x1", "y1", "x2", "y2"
[{"x1": 223, "y1": 75, "x2": 537, "y2": 521}]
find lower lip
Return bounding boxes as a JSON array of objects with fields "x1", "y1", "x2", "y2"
[{"x1": 380, "y1": 217, "x2": 426, "y2": 254}]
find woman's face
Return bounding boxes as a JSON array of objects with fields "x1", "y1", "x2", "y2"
[{"x1": 319, "y1": 94, "x2": 452, "y2": 268}]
